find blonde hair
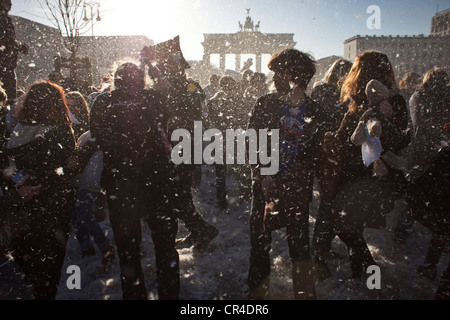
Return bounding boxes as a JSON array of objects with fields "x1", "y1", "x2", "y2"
[
  {"x1": 0, "y1": 86, "x2": 6, "y2": 107},
  {"x1": 399, "y1": 72, "x2": 421, "y2": 90},
  {"x1": 423, "y1": 67, "x2": 449, "y2": 88},
  {"x1": 323, "y1": 59, "x2": 353, "y2": 87}
]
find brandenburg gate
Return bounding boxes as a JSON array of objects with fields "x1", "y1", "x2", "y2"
[{"x1": 201, "y1": 10, "x2": 296, "y2": 73}]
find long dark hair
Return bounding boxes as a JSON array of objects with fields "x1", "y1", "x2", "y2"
[
  {"x1": 340, "y1": 51, "x2": 396, "y2": 114},
  {"x1": 17, "y1": 81, "x2": 72, "y2": 126}
]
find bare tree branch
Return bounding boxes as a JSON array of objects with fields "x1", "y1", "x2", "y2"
[{"x1": 35, "y1": 0, "x2": 97, "y2": 57}]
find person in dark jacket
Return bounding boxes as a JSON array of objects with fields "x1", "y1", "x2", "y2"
[
  {"x1": 315, "y1": 51, "x2": 410, "y2": 280},
  {"x1": 243, "y1": 72, "x2": 268, "y2": 104},
  {"x1": 310, "y1": 58, "x2": 352, "y2": 262},
  {"x1": 405, "y1": 144, "x2": 450, "y2": 299},
  {"x1": 206, "y1": 75, "x2": 242, "y2": 209},
  {"x1": 409, "y1": 67, "x2": 449, "y2": 181},
  {"x1": 247, "y1": 49, "x2": 328, "y2": 300},
  {"x1": 0, "y1": 0, "x2": 29, "y2": 105},
  {"x1": 203, "y1": 74, "x2": 221, "y2": 101},
  {"x1": 236, "y1": 73, "x2": 269, "y2": 201},
  {"x1": 407, "y1": 67, "x2": 449, "y2": 290},
  {"x1": 5, "y1": 80, "x2": 78, "y2": 300},
  {"x1": 0, "y1": 175, "x2": 42, "y2": 210},
  {"x1": 155, "y1": 56, "x2": 218, "y2": 250},
  {"x1": 90, "y1": 62, "x2": 179, "y2": 300},
  {"x1": 311, "y1": 58, "x2": 352, "y2": 131},
  {"x1": 1, "y1": 172, "x2": 42, "y2": 255},
  {"x1": 392, "y1": 71, "x2": 422, "y2": 243}
]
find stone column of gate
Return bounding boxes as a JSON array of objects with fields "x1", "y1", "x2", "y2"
[
  {"x1": 235, "y1": 54, "x2": 241, "y2": 72},
  {"x1": 220, "y1": 53, "x2": 226, "y2": 72},
  {"x1": 255, "y1": 54, "x2": 262, "y2": 73},
  {"x1": 202, "y1": 50, "x2": 211, "y2": 66}
]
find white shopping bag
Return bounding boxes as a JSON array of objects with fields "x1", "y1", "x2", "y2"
[{"x1": 361, "y1": 127, "x2": 383, "y2": 167}]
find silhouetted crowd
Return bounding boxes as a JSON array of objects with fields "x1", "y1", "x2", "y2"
[{"x1": 0, "y1": 0, "x2": 449, "y2": 301}]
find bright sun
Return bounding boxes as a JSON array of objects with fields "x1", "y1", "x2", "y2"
[{"x1": 100, "y1": 0, "x2": 180, "y2": 42}]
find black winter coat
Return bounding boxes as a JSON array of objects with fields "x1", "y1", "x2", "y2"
[
  {"x1": 335, "y1": 92, "x2": 410, "y2": 183},
  {"x1": 6, "y1": 125, "x2": 78, "y2": 189},
  {"x1": 90, "y1": 88, "x2": 170, "y2": 183},
  {"x1": 409, "y1": 84, "x2": 450, "y2": 180},
  {"x1": 247, "y1": 93, "x2": 328, "y2": 195}
]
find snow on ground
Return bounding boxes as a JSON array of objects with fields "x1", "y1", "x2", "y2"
[{"x1": 50, "y1": 164, "x2": 448, "y2": 300}]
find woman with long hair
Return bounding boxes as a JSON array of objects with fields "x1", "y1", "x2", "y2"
[
  {"x1": 5, "y1": 80, "x2": 79, "y2": 299},
  {"x1": 316, "y1": 51, "x2": 410, "y2": 279},
  {"x1": 337, "y1": 51, "x2": 409, "y2": 181}
]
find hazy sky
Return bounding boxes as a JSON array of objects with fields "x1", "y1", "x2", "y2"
[{"x1": 10, "y1": 0, "x2": 449, "y2": 62}]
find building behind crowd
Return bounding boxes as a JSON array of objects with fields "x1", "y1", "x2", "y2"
[
  {"x1": 12, "y1": 9, "x2": 450, "y2": 92},
  {"x1": 430, "y1": 8, "x2": 450, "y2": 36},
  {"x1": 343, "y1": 9, "x2": 450, "y2": 77},
  {"x1": 12, "y1": 16, "x2": 65, "y2": 90},
  {"x1": 12, "y1": 15, "x2": 153, "y2": 90},
  {"x1": 343, "y1": 34, "x2": 449, "y2": 76}
]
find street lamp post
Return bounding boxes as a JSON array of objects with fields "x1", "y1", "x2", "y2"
[{"x1": 83, "y1": 2, "x2": 101, "y2": 37}]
